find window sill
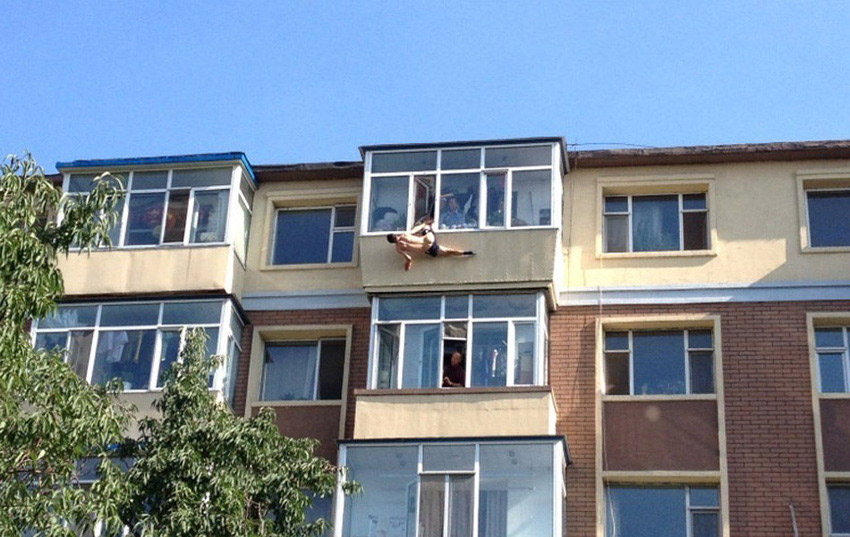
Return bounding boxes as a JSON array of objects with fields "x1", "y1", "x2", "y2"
[
  {"x1": 251, "y1": 400, "x2": 343, "y2": 407},
  {"x1": 259, "y1": 261, "x2": 357, "y2": 272},
  {"x1": 362, "y1": 226, "x2": 559, "y2": 237},
  {"x1": 355, "y1": 386, "x2": 552, "y2": 397},
  {"x1": 801, "y1": 246, "x2": 850, "y2": 254},
  {"x1": 597, "y1": 249, "x2": 717, "y2": 260},
  {"x1": 69, "y1": 242, "x2": 231, "y2": 253},
  {"x1": 602, "y1": 394, "x2": 717, "y2": 402},
  {"x1": 818, "y1": 392, "x2": 850, "y2": 399}
]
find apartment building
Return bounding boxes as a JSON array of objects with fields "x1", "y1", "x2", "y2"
[{"x1": 38, "y1": 138, "x2": 850, "y2": 536}]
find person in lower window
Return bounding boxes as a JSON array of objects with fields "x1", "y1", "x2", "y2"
[
  {"x1": 386, "y1": 217, "x2": 474, "y2": 271},
  {"x1": 443, "y1": 351, "x2": 466, "y2": 387}
]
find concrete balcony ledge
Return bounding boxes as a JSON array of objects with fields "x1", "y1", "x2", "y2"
[{"x1": 353, "y1": 385, "x2": 557, "y2": 439}]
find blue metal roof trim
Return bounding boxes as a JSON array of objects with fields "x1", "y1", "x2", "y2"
[{"x1": 56, "y1": 152, "x2": 256, "y2": 184}]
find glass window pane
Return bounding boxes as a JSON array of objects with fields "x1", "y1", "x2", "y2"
[
  {"x1": 124, "y1": 192, "x2": 165, "y2": 246},
  {"x1": 632, "y1": 195, "x2": 680, "y2": 251},
  {"x1": 236, "y1": 198, "x2": 251, "y2": 261},
  {"x1": 605, "y1": 214, "x2": 628, "y2": 253},
  {"x1": 156, "y1": 330, "x2": 182, "y2": 388},
  {"x1": 604, "y1": 196, "x2": 628, "y2": 213},
  {"x1": 471, "y1": 322, "x2": 508, "y2": 387},
  {"x1": 131, "y1": 171, "x2": 168, "y2": 190},
  {"x1": 486, "y1": 173, "x2": 506, "y2": 227},
  {"x1": 378, "y1": 297, "x2": 441, "y2": 321},
  {"x1": 413, "y1": 175, "x2": 436, "y2": 225},
  {"x1": 305, "y1": 493, "x2": 333, "y2": 535},
  {"x1": 239, "y1": 177, "x2": 255, "y2": 206},
  {"x1": 816, "y1": 328, "x2": 845, "y2": 348},
  {"x1": 514, "y1": 322, "x2": 535, "y2": 385},
  {"x1": 162, "y1": 190, "x2": 189, "y2": 243},
  {"x1": 190, "y1": 190, "x2": 229, "y2": 243},
  {"x1": 683, "y1": 193, "x2": 707, "y2": 210},
  {"x1": 273, "y1": 209, "x2": 332, "y2": 265},
  {"x1": 91, "y1": 329, "x2": 157, "y2": 390},
  {"x1": 808, "y1": 191, "x2": 850, "y2": 247},
  {"x1": 473, "y1": 294, "x2": 536, "y2": 318},
  {"x1": 444, "y1": 296, "x2": 469, "y2": 319},
  {"x1": 318, "y1": 340, "x2": 346, "y2": 400},
  {"x1": 422, "y1": 444, "x2": 475, "y2": 472},
  {"x1": 829, "y1": 485, "x2": 850, "y2": 534},
  {"x1": 35, "y1": 332, "x2": 67, "y2": 353},
  {"x1": 605, "y1": 486, "x2": 686, "y2": 537},
  {"x1": 67, "y1": 173, "x2": 100, "y2": 193},
  {"x1": 440, "y1": 173, "x2": 479, "y2": 230},
  {"x1": 401, "y1": 324, "x2": 441, "y2": 389},
  {"x1": 376, "y1": 324, "x2": 400, "y2": 389},
  {"x1": 100, "y1": 303, "x2": 159, "y2": 326},
  {"x1": 171, "y1": 167, "x2": 233, "y2": 188},
  {"x1": 485, "y1": 145, "x2": 551, "y2": 168},
  {"x1": 689, "y1": 351, "x2": 715, "y2": 394},
  {"x1": 605, "y1": 332, "x2": 629, "y2": 351},
  {"x1": 605, "y1": 352, "x2": 630, "y2": 395},
  {"x1": 418, "y1": 475, "x2": 445, "y2": 537},
  {"x1": 343, "y1": 446, "x2": 419, "y2": 537},
  {"x1": 819, "y1": 353, "x2": 847, "y2": 393},
  {"x1": 441, "y1": 149, "x2": 480, "y2": 170},
  {"x1": 224, "y1": 337, "x2": 240, "y2": 408},
  {"x1": 633, "y1": 331, "x2": 686, "y2": 395},
  {"x1": 371, "y1": 151, "x2": 437, "y2": 173},
  {"x1": 689, "y1": 487, "x2": 719, "y2": 507},
  {"x1": 39, "y1": 305, "x2": 98, "y2": 328},
  {"x1": 261, "y1": 344, "x2": 318, "y2": 401},
  {"x1": 204, "y1": 327, "x2": 220, "y2": 388},
  {"x1": 688, "y1": 330, "x2": 713, "y2": 349},
  {"x1": 449, "y1": 475, "x2": 474, "y2": 537},
  {"x1": 511, "y1": 169, "x2": 551, "y2": 227},
  {"x1": 692, "y1": 512, "x2": 720, "y2": 537},
  {"x1": 68, "y1": 331, "x2": 93, "y2": 379},
  {"x1": 370, "y1": 176, "x2": 408, "y2": 232},
  {"x1": 479, "y1": 443, "x2": 553, "y2": 537},
  {"x1": 335, "y1": 205, "x2": 356, "y2": 227},
  {"x1": 162, "y1": 301, "x2": 222, "y2": 325},
  {"x1": 331, "y1": 231, "x2": 355, "y2": 263},
  {"x1": 683, "y1": 211, "x2": 709, "y2": 250}
]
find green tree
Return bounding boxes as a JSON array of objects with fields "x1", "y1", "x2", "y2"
[
  {"x1": 113, "y1": 328, "x2": 357, "y2": 537},
  {"x1": 0, "y1": 153, "x2": 130, "y2": 536}
]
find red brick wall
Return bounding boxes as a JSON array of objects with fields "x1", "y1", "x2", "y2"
[
  {"x1": 232, "y1": 307, "x2": 372, "y2": 441},
  {"x1": 233, "y1": 300, "x2": 846, "y2": 536},
  {"x1": 551, "y1": 300, "x2": 850, "y2": 537}
]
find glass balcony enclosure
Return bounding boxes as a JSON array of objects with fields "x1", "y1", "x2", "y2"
[
  {"x1": 362, "y1": 140, "x2": 562, "y2": 234},
  {"x1": 368, "y1": 293, "x2": 548, "y2": 390},
  {"x1": 57, "y1": 153, "x2": 255, "y2": 263},
  {"x1": 336, "y1": 438, "x2": 567, "y2": 537},
  {"x1": 32, "y1": 299, "x2": 244, "y2": 407}
]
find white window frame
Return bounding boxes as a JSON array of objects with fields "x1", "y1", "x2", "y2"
[
  {"x1": 334, "y1": 439, "x2": 566, "y2": 537},
  {"x1": 32, "y1": 299, "x2": 241, "y2": 393},
  {"x1": 361, "y1": 144, "x2": 559, "y2": 235},
  {"x1": 604, "y1": 484, "x2": 721, "y2": 537},
  {"x1": 62, "y1": 164, "x2": 256, "y2": 250},
  {"x1": 815, "y1": 326, "x2": 850, "y2": 394},
  {"x1": 270, "y1": 204, "x2": 356, "y2": 265},
  {"x1": 805, "y1": 187, "x2": 850, "y2": 249},
  {"x1": 603, "y1": 329, "x2": 715, "y2": 396},
  {"x1": 259, "y1": 338, "x2": 345, "y2": 402},
  {"x1": 603, "y1": 192, "x2": 710, "y2": 253},
  {"x1": 367, "y1": 293, "x2": 547, "y2": 390}
]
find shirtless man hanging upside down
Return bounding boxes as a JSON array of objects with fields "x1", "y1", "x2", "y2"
[{"x1": 386, "y1": 218, "x2": 474, "y2": 271}]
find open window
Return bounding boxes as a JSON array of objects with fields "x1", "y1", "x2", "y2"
[
  {"x1": 364, "y1": 143, "x2": 558, "y2": 233},
  {"x1": 369, "y1": 293, "x2": 547, "y2": 389}
]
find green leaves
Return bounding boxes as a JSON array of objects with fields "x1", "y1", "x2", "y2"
[{"x1": 113, "y1": 328, "x2": 354, "y2": 537}]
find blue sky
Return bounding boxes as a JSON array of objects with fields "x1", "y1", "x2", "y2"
[{"x1": 3, "y1": 1, "x2": 849, "y2": 172}]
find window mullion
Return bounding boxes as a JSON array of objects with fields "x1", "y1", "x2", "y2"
[
  {"x1": 85, "y1": 306, "x2": 103, "y2": 383},
  {"x1": 505, "y1": 170, "x2": 513, "y2": 228},
  {"x1": 684, "y1": 329, "x2": 691, "y2": 394},
  {"x1": 326, "y1": 207, "x2": 335, "y2": 263},
  {"x1": 627, "y1": 196, "x2": 633, "y2": 252},
  {"x1": 149, "y1": 329, "x2": 164, "y2": 389},
  {"x1": 845, "y1": 327, "x2": 850, "y2": 393},
  {"x1": 628, "y1": 331, "x2": 635, "y2": 395},
  {"x1": 397, "y1": 323, "x2": 406, "y2": 389},
  {"x1": 406, "y1": 174, "x2": 415, "y2": 230},
  {"x1": 183, "y1": 190, "x2": 195, "y2": 245},
  {"x1": 679, "y1": 193, "x2": 685, "y2": 251},
  {"x1": 507, "y1": 321, "x2": 516, "y2": 386},
  {"x1": 442, "y1": 475, "x2": 450, "y2": 537},
  {"x1": 314, "y1": 340, "x2": 323, "y2": 400}
]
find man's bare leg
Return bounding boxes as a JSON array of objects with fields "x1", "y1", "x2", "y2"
[{"x1": 438, "y1": 246, "x2": 475, "y2": 257}]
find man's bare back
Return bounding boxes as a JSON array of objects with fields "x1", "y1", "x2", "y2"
[{"x1": 386, "y1": 219, "x2": 474, "y2": 271}]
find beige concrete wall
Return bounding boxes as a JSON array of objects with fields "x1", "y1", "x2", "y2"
[
  {"x1": 242, "y1": 179, "x2": 363, "y2": 294},
  {"x1": 564, "y1": 159, "x2": 850, "y2": 288},
  {"x1": 353, "y1": 389, "x2": 556, "y2": 439},
  {"x1": 59, "y1": 246, "x2": 234, "y2": 297},
  {"x1": 360, "y1": 228, "x2": 558, "y2": 293}
]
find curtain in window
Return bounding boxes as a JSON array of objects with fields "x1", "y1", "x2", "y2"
[
  {"x1": 632, "y1": 195, "x2": 679, "y2": 251},
  {"x1": 191, "y1": 190, "x2": 229, "y2": 243},
  {"x1": 479, "y1": 490, "x2": 508, "y2": 537}
]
